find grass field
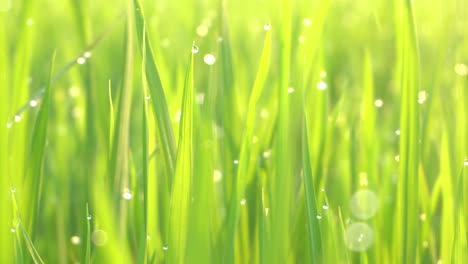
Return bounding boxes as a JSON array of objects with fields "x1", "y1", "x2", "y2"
[{"x1": 1, "y1": 0, "x2": 467, "y2": 263}]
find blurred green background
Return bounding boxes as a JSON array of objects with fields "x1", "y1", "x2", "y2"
[{"x1": 0, "y1": 0, "x2": 467, "y2": 263}]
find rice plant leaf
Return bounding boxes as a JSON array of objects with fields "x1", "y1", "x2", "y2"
[
  {"x1": 167, "y1": 49, "x2": 194, "y2": 264},
  {"x1": 22, "y1": 51, "x2": 56, "y2": 237},
  {"x1": 133, "y1": 0, "x2": 176, "y2": 178},
  {"x1": 302, "y1": 120, "x2": 323, "y2": 261},
  {"x1": 224, "y1": 29, "x2": 271, "y2": 263}
]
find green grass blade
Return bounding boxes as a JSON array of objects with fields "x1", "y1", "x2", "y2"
[
  {"x1": 396, "y1": 1, "x2": 421, "y2": 263},
  {"x1": 22, "y1": 51, "x2": 56, "y2": 238},
  {"x1": 133, "y1": 0, "x2": 176, "y2": 179},
  {"x1": 167, "y1": 48, "x2": 194, "y2": 264},
  {"x1": 224, "y1": 29, "x2": 271, "y2": 263},
  {"x1": 302, "y1": 121, "x2": 323, "y2": 261}
]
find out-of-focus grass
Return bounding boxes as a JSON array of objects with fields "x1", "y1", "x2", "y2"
[{"x1": 0, "y1": 0, "x2": 467, "y2": 263}]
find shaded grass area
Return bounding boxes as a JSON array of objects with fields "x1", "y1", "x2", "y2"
[{"x1": 0, "y1": 0, "x2": 467, "y2": 263}]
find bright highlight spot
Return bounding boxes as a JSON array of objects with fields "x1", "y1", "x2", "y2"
[
  {"x1": 349, "y1": 189, "x2": 379, "y2": 220},
  {"x1": 203, "y1": 53, "x2": 216, "y2": 65},
  {"x1": 345, "y1": 222, "x2": 374, "y2": 252}
]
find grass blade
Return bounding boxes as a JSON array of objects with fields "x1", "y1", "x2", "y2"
[
  {"x1": 167, "y1": 48, "x2": 194, "y2": 264},
  {"x1": 133, "y1": 0, "x2": 176, "y2": 179}
]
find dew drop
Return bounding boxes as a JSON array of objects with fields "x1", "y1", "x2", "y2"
[
  {"x1": 83, "y1": 51, "x2": 92, "y2": 58},
  {"x1": 87, "y1": 215, "x2": 92, "y2": 221},
  {"x1": 321, "y1": 187, "x2": 325, "y2": 192},
  {"x1": 6, "y1": 122, "x2": 12, "y2": 128},
  {"x1": 240, "y1": 198, "x2": 246, "y2": 205},
  {"x1": 26, "y1": 18, "x2": 34, "y2": 26},
  {"x1": 122, "y1": 189, "x2": 133, "y2": 200},
  {"x1": 263, "y1": 23, "x2": 271, "y2": 31},
  {"x1": 10, "y1": 187, "x2": 16, "y2": 193},
  {"x1": 145, "y1": 95, "x2": 151, "y2": 100},
  {"x1": 394, "y1": 155, "x2": 400, "y2": 162},
  {"x1": 303, "y1": 18, "x2": 313, "y2": 27},
  {"x1": 14, "y1": 115, "x2": 21, "y2": 123},
  {"x1": 77, "y1": 57, "x2": 86, "y2": 65},
  {"x1": 322, "y1": 204, "x2": 329, "y2": 210},
  {"x1": 345, "y1": 222, "x2": 373, "y2": 251},
  {"x1": 260, "y1": 109, "x2": 269, "y2": 119},
  {"x1": 374, "y1": 99, "x2": 384, "y2": 108},
  {"x1": 191, "y1": 45, "x2": 199, "y2": 54},
  {"x1": 287, "y1": 87, "x2": 295, "y2": 94},
  {"x1": 349, "y1": 190, "x2": 379, "y2": 220},
  {"x1": 316, "y1": 214, "x2": 322, "y2": 220},
  {"x1": 317, "y1": 81, "x2": 327, "y2": 90},
  {"x1": 162, "y1": 245, "x2": 169, "y2": 251},
  {"x1": 70, "y1": 235, "x2": 81, "y2": 245},
  {"x1": 395, "y1": 129, "x2": 401, "y2": 136},
  {"x1": 233, "y1": 159, "x2": 239, "y2": 165},
  {"x1": 463, "y1": 158, "x2": 468, "y2": 166},
  {"x1": 263, "y1": 150, "x2": 271, "y2": 159},
  {"x1": 29, "y1": 100, "x2": 38, "y2": 107},
  {"x1": 320, "y1": 71, "x2": 327, "y2": 78},
  {"x1": 11, "y1": 227, "x2": 16, "y2": 233},
  {"x1": 203, "y1": 53, "x2": 216, "y2": 65}
]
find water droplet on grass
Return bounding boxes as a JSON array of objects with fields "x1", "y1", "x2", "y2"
[
  {"x1": 322, "y1": 204, "x2": 329, "y2": 210},
  {"x1": 10, "y1": 187, "x2": 16, "y2": 193},
  {"x1": 349, "y1": 190, "x2": 379, "y2": 220},
  {"x1": 374, "y1": 99, "x2": 384, "y2": 107},
  {"x1": 317, "y1": 81, "x2": 327, "y2": 90},
  {"x1": 145, "y1": 95, "x2": 151, "y2": 100},
  {"x1": 29, "y1": 100, "x2": 38, "y2": 107},
  {"x1": 14, "y1": 115, "x2": 21, "y2": 123},
  {"x1": 26, "y1": 18, "x2": 34, "y2": 26},
  {"x1": 83, "y1": 51, "x2": 92, "y2": 58},
  {"x1": 204, "y1": 53, "x2": 216, "y2": 65},
  {"x1": 303, "y1": 18, "x2": 313, "y2": 26},
  {"x1": 87, "y1": 215, "x2": 92, "y2": 220},
  {"x1": 122, "y1": 189, "x2": 133, "y2": 200},
  {"x1": 76, "y1": 57, "x2": 86, "y2": 65},
  {"x1": 395, "y1": 129, "x2": 400, "y2": 136},
  {"x1": 394, "y1": 155, "x2": 400, "y2": 162},
  {"x1": 11, "y1": 227, "x2": 16, "y2": 233},
  {"x1": 316, "y1": 214, "x2": 322, "y2": 220},
  {"x1": 6, "y1": 122, "x2": 12, "y2": 128},
  {"x1": 263, "y1": 150, "x2": 271, "y2": 159},
  {"x1": 240, "y1": 198, "x2": 246, "y2": 205},
  {"x1": 233, "y1": 160, "x2": 239, "y2": 165},
  {"x1": 287, "y1": 87, "x2": 295, "y2": 93},
  {"x1": 70, "y1": 236, "x2": 81, "y2": 245},
  {"x1": 191, "y1": 45, "x2": 199, "y2": 54},
  {"x1": 345, "y1": 222, "x2": 373, "y2": 251},
  {"x1": 163, "y1": 245, "x2": 169, "y2": 251},
  {"x1": 263, "y1": 23, "x2": 271, "y2": 31},
  {"x1": 463, "y1": 159, "x2": 468, "y2": 166}
]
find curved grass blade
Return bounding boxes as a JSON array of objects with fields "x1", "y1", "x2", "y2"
[
  {"x1": 167, "y1": 49, "x2": 194, "y2": 264},
  {"x1": 223, "y1": 29, "x2": 271, "y2": 263},
  {"x1": 22, "y1": 51, "x2": 56, "y2": 238},
  {"x1": 133, "y1": 0, "x2": 176, "y2": 179}
]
